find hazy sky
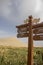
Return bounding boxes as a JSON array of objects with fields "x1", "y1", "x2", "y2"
[{"x1": 0, "y1": 0, "x2": 43, "y2": 46}]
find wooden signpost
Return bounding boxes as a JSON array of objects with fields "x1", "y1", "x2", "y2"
[
  {"x1": 16, "y1": 15, "x2": 43, "y2": 65},
  {"x1": 27, "y1": 16, "x2": 33, "y2": 65}
]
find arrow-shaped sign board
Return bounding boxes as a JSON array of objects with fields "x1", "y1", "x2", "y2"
[
  {"x1": 16, "y1": 23, "x2": 43, "y2": 35},
  {"x1": 17, "y1": 33, "x2": 43, "y2": 40},
  {"x1": 33, "y1": 35, "x2": 43, "y2": 40},
  {"x1": 17, "y1": 26, "x2": 29, "y2": 34},
  {"x1": 16, "y1": 22, "x2": 43, "y2": 29},
  {"x1": 17, "y1": 27, "x2": 43, "y2": 34},
  {"x1": 33, "y1": 27, "x2": 43, "y2": 34},
  {"x1": 17, "y1": 33, "x2": 29, "y2": 38}
]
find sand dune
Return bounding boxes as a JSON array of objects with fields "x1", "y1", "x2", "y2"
[{"x1": 0, "y1": 37, "x2": 27, "y2": 47}]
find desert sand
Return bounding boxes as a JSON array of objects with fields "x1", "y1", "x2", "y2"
[{"x1": 0, "y1": 37, "x2": 27, "y2": 47}]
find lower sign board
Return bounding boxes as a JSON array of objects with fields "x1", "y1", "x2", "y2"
[
  {"x1": 17, "y1": 33, "x2": 43, "y2": 40},
  {"x1": 17, "y1": 33, "x2": 29, "y2": 38},
  {"x1": 17, "y1": 26, "x2": 43, "y2": 34},
  {"x1": 33, "y1": 35, "x2": 43, "y2": 40}
]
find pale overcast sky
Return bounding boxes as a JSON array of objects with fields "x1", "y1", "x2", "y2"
[{"x1": 0, "y1": 0, "x2": 43, "y2": 46}]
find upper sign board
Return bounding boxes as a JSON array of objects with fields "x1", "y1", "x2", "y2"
[
  {"x1": 17, "y1": 27, "x2": 43, "y2": 34},
  {"x1": 16, "y1": 22, "x2": 43, "y2": 34},
  {"x1": 16, "y1": 22, "x2": 43, "y2": 28}
]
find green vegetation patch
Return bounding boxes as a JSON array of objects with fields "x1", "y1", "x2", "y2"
[{"x1": 0, "y1": 46, "x2": 43, "y2": 65}]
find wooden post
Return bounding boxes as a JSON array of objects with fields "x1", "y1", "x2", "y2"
[{"x1": 27, "y1": 15, "x2": 33, "y2": 65}]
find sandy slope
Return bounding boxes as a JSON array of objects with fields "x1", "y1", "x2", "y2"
[{"x1": 0, "y1": 37, "x2": 27, "y2": 47}]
